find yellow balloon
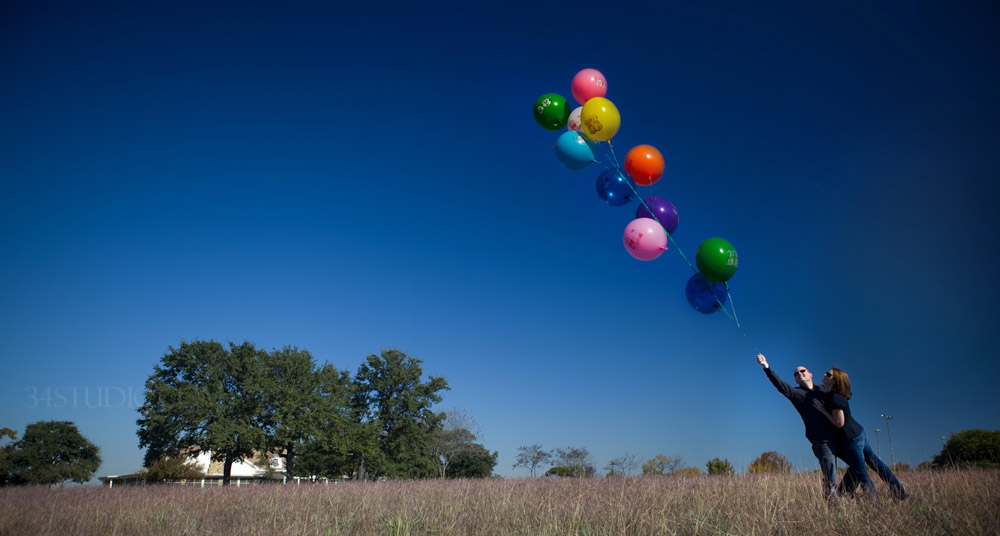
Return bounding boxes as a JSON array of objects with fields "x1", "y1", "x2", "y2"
[{"x1": 580, "y1": 97, "x2": 620, "y2": 142}]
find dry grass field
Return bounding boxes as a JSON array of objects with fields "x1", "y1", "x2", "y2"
[{"x1": 1, "y1": 469, "x2": 997, "y2": 535}]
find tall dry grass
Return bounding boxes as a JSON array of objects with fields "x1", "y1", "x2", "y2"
[{"x1": 1, "y1": 469, "x2": 997, "y2": 535}]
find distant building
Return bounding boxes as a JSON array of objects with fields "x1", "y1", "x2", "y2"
[{"x1": 98, "y1": 450, "x2": 286, "y2": 487}]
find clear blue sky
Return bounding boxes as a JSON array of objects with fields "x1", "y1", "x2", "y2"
[{"x1": 2, "y1": 0, "x2": 998, "y2": 479}]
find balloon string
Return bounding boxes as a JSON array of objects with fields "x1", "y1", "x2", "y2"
[
  {"x1": 585, "y1": 141, "x2": 759, "y2": 353},
  {"x1": 725, "y1": 283, "x2": 760, "y2": 354},
  {"x1": 609, "y1": 160, "x2": 760, "y2": 353}
]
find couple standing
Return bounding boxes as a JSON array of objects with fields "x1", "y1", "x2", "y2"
[{"x1": 757, "y1": 353, "x2": 907, "y2": 502}]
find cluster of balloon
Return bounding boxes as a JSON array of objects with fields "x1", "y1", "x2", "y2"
[{"x1": 534, "y1": 68, "x2": 739, "y2": 316}]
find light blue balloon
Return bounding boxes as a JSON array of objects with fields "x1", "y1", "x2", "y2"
[{"x1": 554, "y1": 131, "x2": 596, "y2": 171}]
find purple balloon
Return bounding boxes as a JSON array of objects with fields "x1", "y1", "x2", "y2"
[{"x1": 636, "y1": 196, "x2": 679, "y2": 234}]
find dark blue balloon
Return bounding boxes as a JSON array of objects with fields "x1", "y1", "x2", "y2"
[
  {"x1": 595, "y1": 169, "x2": 635, "y2": 206},
  {"x1": 636, "y1": 196, "x2": 679, "y2": 234},
  {"x1": 685, "y1": 273, "x2": 728, "y2": 314}
]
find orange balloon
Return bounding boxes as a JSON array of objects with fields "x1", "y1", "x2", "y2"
[{"x1": 624, "y1": 145, "x2": 665, "y2": 186}]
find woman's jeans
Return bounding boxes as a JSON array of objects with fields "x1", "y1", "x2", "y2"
[
  {"x1": 839, "y1": 431, "x2": 878, "y2": 501},
  {"x1": 839, "y1": 439, "x2": 907, "y2": 499}
]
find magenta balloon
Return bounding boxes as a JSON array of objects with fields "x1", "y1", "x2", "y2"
[
  {"x1": 635, "y1": 196, "x2": 679, "y2": 235},
  {"x1": 571, "y1": 68, "x2": 608, "y2": 105},
  {"x1": 623, "y1": 217, "x2": 668, "y2": 261}
]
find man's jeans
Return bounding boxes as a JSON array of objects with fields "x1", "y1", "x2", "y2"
[{"x1": 811, "y1": 440, "x2": 838, "y2": 499}]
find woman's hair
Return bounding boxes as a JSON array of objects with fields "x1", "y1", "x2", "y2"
[{"x1": 828, "y1": 368, "x2": 852, "y2": 399}]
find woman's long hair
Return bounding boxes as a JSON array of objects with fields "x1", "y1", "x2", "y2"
[{"x1": 828, "y1": 368, "x2": 852, "y2": 399}]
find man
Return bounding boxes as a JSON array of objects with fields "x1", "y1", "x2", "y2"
[
  {"x1": 757, "y1": 353, "x2": 906, "y2": 500},
  {"x1": 756, "y1": 353, "x2": 841, "y2": 498}
]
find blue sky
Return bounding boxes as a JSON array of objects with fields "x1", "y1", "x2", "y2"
[{"x1": 2, "y1": 0, "x2": 998, "y2": 479}]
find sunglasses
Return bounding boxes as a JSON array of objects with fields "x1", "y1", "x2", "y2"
[
  {"x1": 824, "y1": 372, "x2": 833, "y2": 377},
  {"x1": 794, "y1": 369, "x2": 808, "y2": 375}
]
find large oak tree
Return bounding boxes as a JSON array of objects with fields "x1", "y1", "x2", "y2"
[{"x1": 137, "y1": 340, "x2": 268, "y2": 485}]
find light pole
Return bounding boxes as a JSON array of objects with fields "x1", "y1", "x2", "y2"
[
  {"x1": 881, "y1": 414, "x2": 895, "y2": 468},
  {"x1": 874, "y1": 428, "x2": 882, "y2": 459}
]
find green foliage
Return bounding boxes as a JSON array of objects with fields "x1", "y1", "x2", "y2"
[
  {"x1": 604, "y1": 452, "x2": 638, "y2": 477},
  {"x1": 137, "y1": 342, "x2": 465, "y2": 483},
  {"x1": 933, "y1": 429, "x2": 1000, "y2": 468},
  {"x1": 892, "y1": 462, "x2": 911, "y2": 472},
  {"x1": 351, "y1": 349, "x2": 450, "y2": 479},
  {"x1": 514, "y1": 444, "x2": 552, "y2": 478},
  {"x1": 296, "y1": 363, "x2": 356, "y2": 480},
  {"x1": 748, "y1": 451, "x2": 791, "y2": 474},
  {"x1": 445, "y1": 444, "x2": 497, "y2": 478},
  {"x1": 137, "y1": 340, "x2": 270, "y2": 484},
  {"x1": 141, "y1": 455, "x2": 206, "y2": 482},
  {"x1": 555, "y1": 447, "x2": 595, "y2": 478},
  {"x1": 545, "y1": 465, "x2": 584, "y2": 477},
  {"x1": 3, "y1": 421, "x2": 101, "y2": 485},
  {"x1": 642, "y1": 454, "x2": 683, "y2": 476},
  {"x1": 0, "y1": 428, "x2": 16, "y2": 486},
  {"x1": 259, "y1": 347, "x2": 352, "y2": 481},
  {"x1": 431, "y1": 411, "x2": 493, "y2": 478},
  {"x1": 675, "y1": 467, "x2": 704, "y2": 476},
  {"x1": 706, "y1": 457, "x2": 735, "y2": 476}
]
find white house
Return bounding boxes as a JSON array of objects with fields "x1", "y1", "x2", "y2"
[{"x1": 99, "y1": 450, "x2": 286, "y2": 487}]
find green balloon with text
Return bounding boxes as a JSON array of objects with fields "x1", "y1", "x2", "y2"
[
  {"x1": 696, "y1": 237, "x2": 738, "y2": 282},
  {"x1": 533, "y1": 93, "x2": 571, "y2": 131}
]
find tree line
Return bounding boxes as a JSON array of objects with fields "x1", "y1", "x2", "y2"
[
  {"x1": 514, "y1": 434, "x2": 1000, "y2": 479},
  {"x1": 136, "y1": 340, "x2": 496, "y2": 485},
  {"x1": 3, "y1": 336, "x2": 998, "y2": 487}
]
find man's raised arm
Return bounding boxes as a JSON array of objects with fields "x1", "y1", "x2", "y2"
[{"x1": 758, "y1": 353, "x2": 794, "y2": 399}]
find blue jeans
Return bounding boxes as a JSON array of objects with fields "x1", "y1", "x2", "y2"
[
  {"x1": 811, "y1": 440, "x2": 838, "y2": 499},
  {"x1": 838, "y1": 431, "x2": 877, "y2": 501},
  {"x1": 839, "y1": 439, "x2": 907, "y2": 499}
]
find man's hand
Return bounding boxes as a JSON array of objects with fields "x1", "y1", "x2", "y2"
[{"x1": 757, "y1": 353, "x2": 769, "y2": 369}]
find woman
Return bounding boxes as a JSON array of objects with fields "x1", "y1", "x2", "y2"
[{"x1": 819, "y1": 368, "x2": 877, "y2": 501}]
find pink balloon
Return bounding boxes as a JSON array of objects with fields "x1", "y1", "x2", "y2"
[
  {"x1": 623, "y1": 218, "x2": 668, "y2": 261},
  {"x1": 571, "y1": 68, "x2": 608, "y2": 105}
]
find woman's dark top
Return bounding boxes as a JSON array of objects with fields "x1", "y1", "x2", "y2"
[{"x1": 826, "y1": 392, "x2": 864, "y2": 440}]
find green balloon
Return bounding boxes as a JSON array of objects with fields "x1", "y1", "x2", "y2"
[
  {"x1": 533, "y1": 93, "x2": 571, "y2": 131},
  {"x1": 696, "y1": 238, "x2": 738, "y2": 282}
]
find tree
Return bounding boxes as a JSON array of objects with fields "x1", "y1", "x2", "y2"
[
  {"x1": 445, "y1": 443, "x2": 498, "y2": 478},
  {"x1": 431, "y1": 410, "x2": 487, "y2": 478},
  {"x1": 748, "y1": 451, "x2": 792, "y2": 474},
  {"x1": 675, "y1": 467, "x2": 704, "y2": 476},
  {"x1": 296, "y1": 363, "x2": 356, "y2": 481},
  {"x1": 0, "y1": 428, "x2": 16, "y2": 486},
  {"x1": 706, "y1": 457, "x2": 735, "y2": 476},
  {"x1": 642, "y1": 454, "x2": 684, "y2": 476},
  {"x1": 514, "y1": 444, "x2": 552, "y2": 478},
  {"x1": 605, "y1": 452, "x2": 638, "y2": 477},
  {"x1": 545, "y1": 466, "x2": 584, "y2": 477},
  {"x1": 137, "y1": 340, "x2": 269, "y2": 485},
  {"x1": 141, "y1": 455, "x2": 206, "y2": 482},
  {"x1": 351, "y1": 349, "x2": 449, "y2": 479},
  {"x1": 932, "y1": 429, "x2": 1000, "y2": 468},
  {"x1": 259, "y1": 346, "x2": 338, "y2": 482},
  {"x1": 555, "y1": 446, "x2": 595, "y2": 478},
  {"x1": 3, "y1": 421, "x2": 101, "y2": 485},
  {"x1": 892, "y1": 462, "x2": 911, "y2": 472}
]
